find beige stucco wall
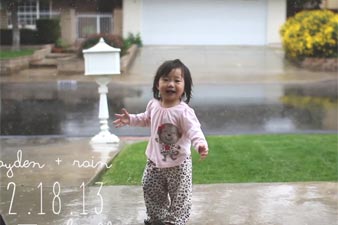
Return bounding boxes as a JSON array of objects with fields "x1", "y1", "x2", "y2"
[
  {"x1": 60, "y1": 8, "x2": 77, "y2": 45},
  {"x1": 122, "y1": 0, "x2": 141, "y2": 38},
  {"x1": 328, "y1": 0, "x2": 338, "y2": 8},
  {"x1": 266, "y1": 0, "x2": 287, "y2": 45},
  {"x1": 322, "y1": 0, "x2": 338, "y2": 9},
  {"x1": 113, "y1": 8, "x2": 123, "y2": 36}
]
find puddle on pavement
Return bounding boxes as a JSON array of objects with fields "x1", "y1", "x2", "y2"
[
  {"x1": 0, "y1": 80, "x2": 337, "y2": 136},
  {"x1": 1, "y1": 184, "x2": 337, "y2": 225}
]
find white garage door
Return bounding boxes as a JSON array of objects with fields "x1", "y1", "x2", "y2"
[{"x1": 142, "y1": 0, "x2": 267, "y2": 45}]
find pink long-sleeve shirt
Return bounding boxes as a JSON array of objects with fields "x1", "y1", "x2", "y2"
[{"x1": 129, "y1": 99, "x2": 208, "y2": 168}]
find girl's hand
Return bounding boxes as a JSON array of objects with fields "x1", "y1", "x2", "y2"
[
  {"x1": 198, "y1": 144, "x2": 208, "y2": 161},
  {"x1": 113, "y1": 108, "x2": 130, "y2": 128}
]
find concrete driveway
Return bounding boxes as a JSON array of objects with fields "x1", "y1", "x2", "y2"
[
  {"x1": 122, "y1": 45, "x2": 337, "y2": 84},
  {"x1": 0, "y1": 45, "x2": 336, "y2": 85}
]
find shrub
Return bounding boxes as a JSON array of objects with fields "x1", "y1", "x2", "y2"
[
  {"x1": 123, "y1": 32, "x2": 143, "y2": 50},
  {"x1": 280, "y1": 10, "x2": 338, "y2": 60},
  {"x1": 36, "y1": 19, "x2": 61, "y2": 44},
  {"x1": 21, "y1": 29, "x2": 40, "y2": 44},
  {"x1": 0, "y1": 29, "x2": 14, "y2": 45},
  {"x1": 78, "y1": 33, "x2": 124, "y2": 57},
  {"x1": 0, "y1": 29, "x2": 39, "y2": 45}
]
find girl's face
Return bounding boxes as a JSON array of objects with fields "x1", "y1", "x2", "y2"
[{"x1": 157, "y1": 68, "x2": 185, "y2": 107}]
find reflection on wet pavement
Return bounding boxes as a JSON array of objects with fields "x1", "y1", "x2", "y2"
[
  {"x1": 1, "y1": 80, "x2": 337, "y2": 136},
  {"x1": 0, "y1": 183, "x2": 337, "y2": 225}
]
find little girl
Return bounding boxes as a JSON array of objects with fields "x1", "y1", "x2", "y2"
[{"x1": 113, "y1": 59, "x2": 208, "y2": 225}]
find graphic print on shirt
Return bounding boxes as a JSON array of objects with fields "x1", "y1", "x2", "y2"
[{"x1": 156, "y1": 123, "x2": 182, "y2": 161}]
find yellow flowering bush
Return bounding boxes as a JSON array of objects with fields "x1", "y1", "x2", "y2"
[{"x1": 280, "y1": 10, "x2": 338, "y2": 60}]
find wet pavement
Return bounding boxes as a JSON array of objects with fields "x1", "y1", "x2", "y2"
[
  {"x1": 0, "y1": 46, "x2": 337, "y2": 224},
  {"x1": 1, "y1": 46, "x2": 337, "y2": 136},
  {"x1": 1, "y1": 182, "x2": 337, "y2": 225},
  {"x1": 1, "y1": 81, "x2": 337, "y2": 136}
]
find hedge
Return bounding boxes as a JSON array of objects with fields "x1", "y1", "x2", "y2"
[{"x1": 280, "y1": 10, "x2": 338, "y2": 60}]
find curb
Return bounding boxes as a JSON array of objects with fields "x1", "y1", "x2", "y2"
[{"x1": 87, "y1": 137, "x2": 147, "y2": 186}]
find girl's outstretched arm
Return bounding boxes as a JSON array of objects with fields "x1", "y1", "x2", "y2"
[
  {"x1": 113, "y1": 108, "x2": 130, "y2": 128},
  {"x1": 182, "y1": 108, "x2": 209, "y2": 159}
]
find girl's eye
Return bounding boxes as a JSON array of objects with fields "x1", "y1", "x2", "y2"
[
  {"x1": 162, "y1": 78, "x2": 169, "y2": 81},
  {"x1": 175, "y1": 80, "x2": 181, "y2": 83}
]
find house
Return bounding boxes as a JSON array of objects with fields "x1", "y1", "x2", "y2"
[
  {"x1": 0, "y1": 0, "x2": 123, "y2": 45},
  {"x1": 0, "y1": 0, "x2": 336, "y2": 46}
]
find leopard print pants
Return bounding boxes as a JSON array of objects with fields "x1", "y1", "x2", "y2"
[{"x1": 142, "y1": 157, "x2": 192, "y2": 225}]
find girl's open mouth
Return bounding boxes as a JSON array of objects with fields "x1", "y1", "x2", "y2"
[{"x1": 166, "y1": 90, "x2": 176, "y2": 94}]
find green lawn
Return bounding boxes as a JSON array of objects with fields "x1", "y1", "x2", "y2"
[
  {"x1": 99, "y1": 134, "x2": 338, "y2": 185},
  {"x1": 0, "y1": 49, "x2": 35, "y2": 59}
]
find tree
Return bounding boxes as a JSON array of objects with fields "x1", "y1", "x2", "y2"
[{"x1": 1, "y1": 0, "x2": 20, "y2": 50}]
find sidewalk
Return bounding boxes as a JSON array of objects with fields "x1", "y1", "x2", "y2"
[{"x1": 0, "y1": 137, "x2": 337, "y2": 225}]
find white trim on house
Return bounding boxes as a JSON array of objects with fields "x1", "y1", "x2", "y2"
[{"x1": 266, "y1": 0, "x2": 287, "y2": 44}]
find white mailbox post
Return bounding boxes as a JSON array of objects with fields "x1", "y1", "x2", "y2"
[{"x1": 83, "y1": 38, "x2": 120, "y2": 143}]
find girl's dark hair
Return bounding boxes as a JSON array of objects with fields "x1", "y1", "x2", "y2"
[{"x1": 152, "y1": 59, "x2": 193, "y2": 104}]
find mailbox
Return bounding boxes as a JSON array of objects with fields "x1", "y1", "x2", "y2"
[
  {"x1": 83, "y1": 37, "x2": 121, "y2": 75},
  {"x1": 82, "y1": 37, "x2": 121, "y2": 144}
]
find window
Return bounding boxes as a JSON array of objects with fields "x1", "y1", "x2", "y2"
[
  {"x1": 8, "y1": 0, "x2": 57, "y2": 29},
  {"x1": 17, "y1": 0, "x2": 36, "y2": 27},
  {"x1": 77, "y1": 14, "x2": 113, "y2": 38},
  {"x1": 39, "y1": 1, "x2": 52, "y2": 19}
]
